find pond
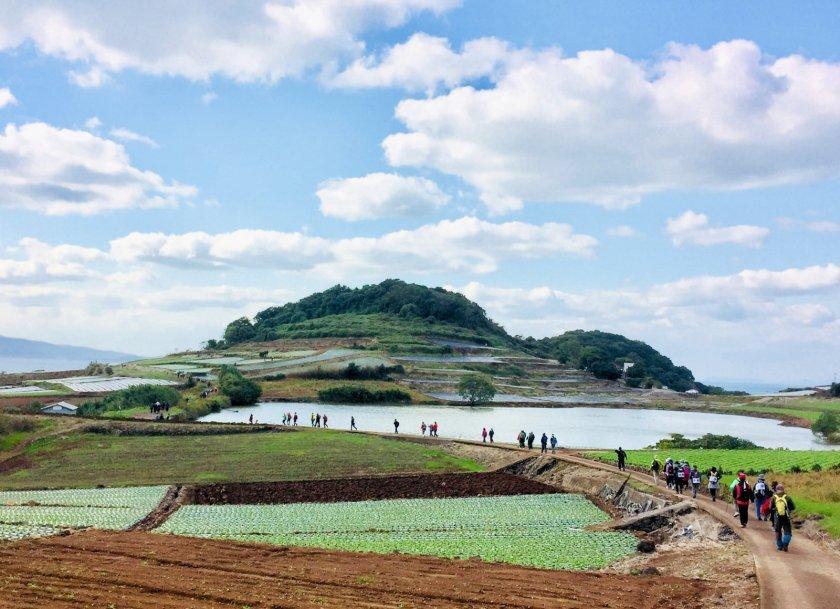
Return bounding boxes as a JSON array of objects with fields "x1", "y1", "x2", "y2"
[{"x1": 199, "y1": 402, "x2": 834, "y2": 450}]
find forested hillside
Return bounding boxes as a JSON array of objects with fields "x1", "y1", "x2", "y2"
[
  {"x1": 523, "y1": 330, "x2": 696, "y2": 392},
  {"x1": 218, "y1": 279, "x2": 698, "y2": 392}
]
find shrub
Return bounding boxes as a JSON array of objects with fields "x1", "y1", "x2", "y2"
[
  {"x1": 652, "y1": 433, "x2": 761, "y2": 450},
  {"x1": 812, "y1": 411, "x2": 839, "y2": 438},
  {"x1": 0, "y1": 415, "x2": 38, "y2": 435},
  {"x1": 590, "y1": 360, "x2": 621, "y2": 380},
  {"x1": 218, "y1": 366, "x2": 262, "y2": 406},
  {"x1": 317, "y1": 386, "x2": 411, "y2": 404},
  {"x1": 295, "y1": 363, "x2": 404, "y2": 381},
  {"x1": 84, "y1": 361, "x2": 113, "y2": 376}
]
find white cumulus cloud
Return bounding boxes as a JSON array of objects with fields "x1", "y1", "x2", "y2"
[
  {"x1": 0, "y1": 1, "x2": 460, "y2": 85},
  {"x1": 383, "y1": 40, "x2": 840, "y2": 213},
  {"x1": 316, "y1": 172, "x2": 450, "y2": 220},
  {"x1": 665, "y1": 210, "x2": 769, "y2": 247},
  {"x1": 0, "y1": 87, "x2": 16, "y2": 108},
  {"x1": 0, "y1": 122, "x2": 195, "y2": 215},
  {"x1": 329, "y1": 33, "x2": 510, "y2": 93},
  {"x1": 108, "y1": 217, "x2": 596, "y2": 276}
]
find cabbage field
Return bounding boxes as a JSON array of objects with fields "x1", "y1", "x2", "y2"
[
  {"x1": 584, "y1": 449, "x2": 840, "y2": 477},
  {"x1": 158, "y1": 493, "x2": 636, "y2": 570},
  {"x1": 0, "y1": 486, "x2": 167, "y2": 541}
]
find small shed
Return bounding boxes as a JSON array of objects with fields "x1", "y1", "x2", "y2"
[
  {"x1": 685, "y1": 389, "x2": 700, "y2": 398},
  {"x1": 40, "y1": 401, "x2": 78, "y2": 415}
]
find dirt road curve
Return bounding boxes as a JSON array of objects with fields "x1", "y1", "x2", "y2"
[
  {"x1": 0, "y1": 530, "x2": 713, "y2": 609},
  {"x1": 553, "y1": 450, "x2": 840, "y2": 609}
]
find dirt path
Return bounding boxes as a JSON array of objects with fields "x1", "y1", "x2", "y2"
[{"x1": 547, "y1": 449, "x2": 840, "y2": 609}]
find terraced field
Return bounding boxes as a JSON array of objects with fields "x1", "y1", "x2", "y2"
[
  {"x1": 0, "y1": 486, "x2": 167, "y2": 540},
  {"x1": 159, "y1": 493, "x2": 637, "y2": 570}
]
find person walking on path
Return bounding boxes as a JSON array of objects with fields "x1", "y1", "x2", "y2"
[
  {"x1": 550, "y1": 434, "x2": 557, "y2": 453},
  {"x1": 730, "y1": 471, "x2": 743, "y2": 517},
  {"x1": 707, "y1": 468, "x2": 720, "y2": 501},
  {"x1": 664, "y1": 459, "x2": 675, "y2": 489},
  {"x1": 432, "y1": 422, "x2": 439, "y2": 437},
  {"x1": 650, "y1": 456, "x2": 661, "y2": 486},
  {"x1": 482, "y1": 427, "x2": 488, "y2": 443},
  {"x1": 526, "y1": 431, "x2": 535, "y2": 449},
  {"x1": 393, "y1": 419, "x2": 400, "y2": 434},
  {"x1": 540, "y1": 433, "x2": 548, "y2": 453},
  {"x1": 690, "y1": 465, "x2": 702, "y2": 499},
  {"x1": 615, "y1": 447, "x2": 627, "y2": 471},
  {"x1": 249, "y1": 414, "x2": 253, "y2": 425},
  {"x1": 517, "y1": 430, "x2": 526, "y2": 448},
  {"x1": 322, "y1": 414, "x2": 328, "y2": 428},
  {"x1": 310, "y1": 413, "x2": 315, "y2": 427},
  {"x1": 315, "y1": 413, "x2": 321, "y2": 428},
  {"x1": 421, "y1": 421, "x2": 427, "y2": 436},
  {"x1": 488, "y1": 428, "x2": 494, "y2": 443},
  {"x1": 674, "y1": 462, "x2": 686, "y2": 495},
  {"x1": 350, "y1": 416, "x2": 357, "y2": 431},
  {"x1": 754, "y1": 474, "x2": 769, "y2": 521},
  {"x1": 293, "y1": 412, "x2": 298, "y2": 426},
  {"x1": 733, "y1": 472, "x2": 754, "y2": 528},
  {"x1": 771, "y1": 484, "x2": 795, "y2": 551}
]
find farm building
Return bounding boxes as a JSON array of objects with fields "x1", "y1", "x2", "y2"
[{"x1": 40, "y1": 401, "x2": 78, "y2": 415}]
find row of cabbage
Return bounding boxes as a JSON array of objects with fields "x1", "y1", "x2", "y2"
[
  {"x1": 159, "y1": 493, "x2": 636, "y2": 570},
  {"x1": 0, "y1": 486, "x2": 167, "y2": 541}
]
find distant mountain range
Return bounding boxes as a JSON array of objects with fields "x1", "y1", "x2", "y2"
[{"x1": 0, "y1": 335, "x2": 138, "y2": 369}]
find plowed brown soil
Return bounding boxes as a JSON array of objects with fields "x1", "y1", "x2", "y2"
[
  {"x1": 187, "y1": 471, "x2": 556, "y2": 504},
  {"x1": 0, "y1": 530, "x2": 712, "y2": 609}
]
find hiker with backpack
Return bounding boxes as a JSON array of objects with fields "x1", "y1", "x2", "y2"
[
  {"x1": 771, "y1": 484, "x2": 795, "y2": 551},
  {"x1": 674, "y1": 461, "x2": 687, "y2": 494},
  {"x1": 732, "y1": 472, "x2": 754, "y2": 528},
  {"x1": 707, "y1": 468, "x2": 720, "y2": 501},
  {"x1": 550, "y1": 434, "x2": 557, "y2": 453},
  {"x1": 517, "y1": 430, "x2": 526, "y2": 448},
  {"x1": 664, "y1": 458, "x2": 675, "y2": 489},
  {"x1": 650, "y1": 456, "x2": 661, "y2": 486},
  {"x1": 540, "y1": 433, "x2": 548, "y2": 453},
  {"x1": 754, "y1": 474, "x2": 770, "y2": 521},
  {"x1": 526, "y1": 431, "x2": 535, "y2": 449},
  {"x1": 689, "y1": 465, "x2": 702, "y2": 499}
]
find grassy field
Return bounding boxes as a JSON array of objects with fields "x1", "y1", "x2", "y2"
[
  {"x1": 261, "y1": 378, "x2": 433, "y2": 403},
  {"x1": 585, "y1": 449, "x2": 840, "y2": 536},
  {"x1": 0, "y1": 416, "x2": 55, "y2": 452},
  {"x1": 0, "y1": 429, "x2": 482, "y2": 489}
]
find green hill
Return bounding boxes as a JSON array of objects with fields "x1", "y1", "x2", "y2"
[
  {"x1": 216, "y1": 279, "x2": 698, "y2": 391},
  {"x1": 522, "y1": 330, "x2": 696, "y2": 392}
]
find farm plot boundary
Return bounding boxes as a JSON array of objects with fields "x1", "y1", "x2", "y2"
[{"x1": 186, "y1": 471, "x2": 557, "y2": 505}]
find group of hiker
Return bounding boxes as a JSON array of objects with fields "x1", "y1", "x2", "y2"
[
  {"x1": 649, "y1": 457, "x2": 705, "y2": 498},
  {"x1": 645, "y1": 454, "x2": 797, "y2": 552},
  {"x1": 517, "y1": 430, "x2": 559, "y2": 453},
  {"x1": 149, "y1": 400, "x2": 171, "y2": 420},
  {"x1": 420, "y1": 421, "x2": 439, "y2": 436},
  {"x1": 310, "y1": 413, "x2": 329, "y2": 427},
  {"x1": 481, "y1": 427, "x2": 495, "y2": 442},
  {"x1": 279, "y1": 412, "x2": 299, "y2": 426}
]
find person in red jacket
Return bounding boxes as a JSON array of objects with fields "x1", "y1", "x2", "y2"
[{"x1": 733, "y1": 472, "x2": 754, "y2": 528}]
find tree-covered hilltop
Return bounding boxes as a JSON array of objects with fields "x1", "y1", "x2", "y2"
[
  {"x1": 521, "y1": 330, "x2": 696, "y2": 392},
  {"x1": 216, "y1": 279, "x2": 700, "y2": 392},
  {"x1": 222, "y1": 279, "x2": 507, "y2": 344}
]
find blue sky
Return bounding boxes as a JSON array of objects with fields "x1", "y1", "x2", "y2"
[{"x1": 0, "y1": 1, "x2": 838, "y2": 386}]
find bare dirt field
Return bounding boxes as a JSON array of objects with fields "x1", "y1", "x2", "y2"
[
  {"x1": 0, "y1": 530, "x2": 715, "y2": 609},
  {"x1": 187, "y1": 471, "x2": 555, "y2": 504}
]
